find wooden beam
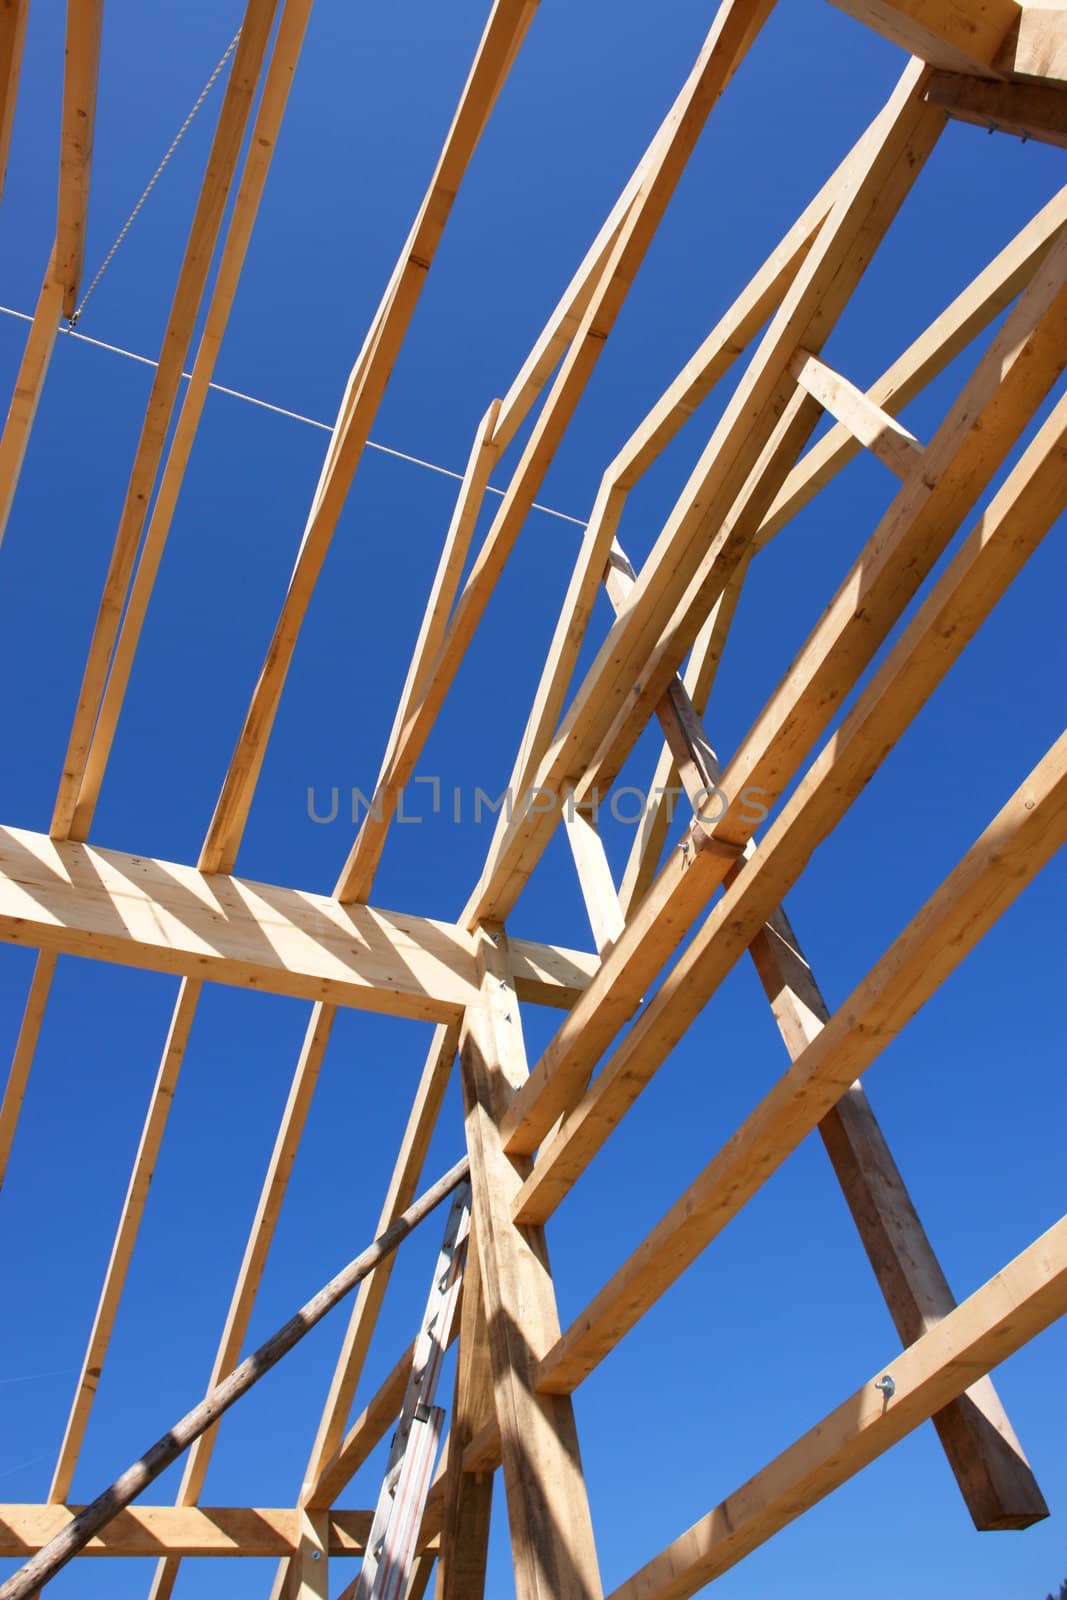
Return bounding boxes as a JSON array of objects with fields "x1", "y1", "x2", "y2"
[
  {"x1": 926, "y1": 68, "x2": 1067, "y2": 144},
  {"x1": 563, "y1": 792, "x2": 625, "y2": 955},
  {"x1": 534, "y1": 669, "x2": 1067, "y2": 1393},
  {"x1": 515, "y1": 377, "x2": 1067, "y2": 1229},
  {"x1": 66, "y1": 0, "x2": 317, "y2": 842},
  {"x1": 289, "y1": 1510, "x2": 328, "y2": 1600},
  {"x1": 507, "y1": 937, "x2": 599, "y2": 1008},
  {"x1": 608, "y1": 1213, "x2": 1067, "y2": 1600},
  {"x1": 1001, "y1": 4, "x2": 1067, "y2": 81},
  {"x1": 200, "y1": 0, "x2": 537, "y2": 877},
  {"x1": 824, "y1": 0, "x2": 1019, "y2": 77},
  {"x1": 335, "y1": 0, "x2": 778, "y2": 905},
  {"x1": 0, "y1": 256, "x2": 63, "y2": 548},
  {"x1": 0, "y1": 0, "x2": 28, "y2": 202},
  {"x1": 461, "y1": 927, "x2": 602, "y2": 1600},
  {"x1": 601, "y1": 549, "x2": 1043, "y2": 1530},
  {"x1": 0, "y1": 1505, "x2": 375, "y2": 1559},
  {"x1": 50, "y1": 0, "x2": 280, "y2": 841},
  {"x1": 757, "y1": 181, "x2": 1067, "y2": 547},
  {"x1": 0, "y1": 825, "x2": 480, "y2": 1022},
  {"x1": 56, "y1": 0, "x2": 104, "y2": 316},
  {"x1": 466, "y1": 62, "x2": 945, "y2": 927},
  {"x1": 790, "y1": 348, "x2": 924, "y2": 476},
  {"x1": 508, "y1": 195, "x2": 1067, "y2": 1175}
]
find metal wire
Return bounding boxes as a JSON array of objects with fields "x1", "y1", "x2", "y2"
[{"x1": 69, "y1": 29, "x2": 243, "y2": 327}]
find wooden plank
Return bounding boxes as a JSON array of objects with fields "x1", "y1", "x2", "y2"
[
  {"x1": 200, "y1": 0, "x2": 537, "y2": 877},
  {"x1": 67, "y1": 0, "x2": 316, "y2": 842},
  {"x1": 1003, "y1": 4, "x2": 1067, "y2": 81},
  {"x1": 0, "y1": 256, "x2": 63, "y2": 548},
  {"x1": 434, "y1": 1247, "x2": 496, "y2": 1600},
  {"x1": 531, "y1": 481, "x2": 1067, "y2": 1386},
  {"x1": 507, "y1": 937, "x2": 599, "y2": 1009},
  {"x1": 926, "y1": 69, "x2": 1067, "y2": 145},
  {"x1": 824, "y1": 0, "x2": 1018, "y2": 76},
  {"x1": 0, "y1": 825, "x2": 480, "y2": 1022},
  {"x1": 335, "y1": 398, "x2": 501, "y2": 902},
  {"x1": 756, "y1": 183, "x2": 1067, "y2": 548},
  {"x1": 0, "y1": 1505, "x2": 374, "y2": 1558},
  {"x1": 608, "y1": 1213, "x2": 1067, "y2": 1600},
  {"x1": 50, "y1": 979, "x2": 203, "y2": 1502},
  {"x1": 790, "y1": 348, "x2": 924, "y2": 476},
  {"x1": 56, "y1": 0, "x2": 104, "y2": 316},
  {"x1": 0, "y1": 0, "x2": 29, "y2": 202},
  {"x1": 290, "y1": 1510, "x2": 329, "y2": 1600},
  {"x1": 563, "y1": 791, "x2": 625, "y2": 955},
  {"x1": 50, "y1": 0, "x2": 280, "y2": 841},
  {"x1": 461, "y1": 928, "x2": 602, "y2": 1600},
  {"x1": 466, "y1": 62, "x2": 946, "y2": 926},
  {"x1": 336, "y1": 0, "x2": 778, "y2": 906}
]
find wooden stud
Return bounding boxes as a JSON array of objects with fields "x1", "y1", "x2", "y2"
[
  {"x1": 434, "y1": 1245, "x2": 496, "y2": 1600},
  {"x1": 50, "y1": 0, "x2": 281, "y2": 840},
  {"x1": 0, "y1": 1505, "x2": 376, "y2": 1559},
  {"x1": 0, "y1": 0, "x2": 28, "y2": 202},
  {"x1": 0, "y1": 255, "x2": 63, "y2": 548},
  {"x1": 56, "y1": 0, "x2": 104, "y2": 316},
  {"x1": 790, "y1": 348, "x2": 924, "y2": 476},
  {"x1": 461, "y1": 927, "x2": 602, "y2": 1600},
  {"x1": 926, "y1": 69, "x2": 1067, "y2": 144}
]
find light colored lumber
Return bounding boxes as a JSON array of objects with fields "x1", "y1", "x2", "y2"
[
  {"x1": 290, "y1": 1510, "x2": 328, "y2": 1600},
  {"x1": 507, "y1": 196, "x2": 1067, "y2": 1175},
  {"x1": 0, "y1": 1159, "x2": 470, "y2": 1600},
  {"x1": 562, "y1": 791, "x2": 625, "y2": 955},
  {"x1": 0, "y1": 952, "x2": 55, "y2": 1188},
  {"x1": 50, "y1": 0, "x2": 280, "y2": 841},
  {"x1": 336, "y1": 0, "x2": 777, "y2": 905},
  {"x1": 461, "y1": 927, "x2": 602, "y2": 1600},
  {"x1": 506, "y1": 937, "x2": 599, "y2": 1008},
  {"x1": 756, "y1": 182, "x2": 1067, "y2": 548},
  {"x1": 56, "y1": 0, "x2": 104, "y2": 315},
  {"x1": 790, "y1": 348, "x2": 924, "y2": 476},
  {"x1": 0, "y1": 825, "x2": 480, "y2": 1022},
  {"x1": 67, "y1": 0, "x2": 315, "y2": 841},
  {"x1": 200, "y1": 0, "x2": 537, "y2": 877},
  {"x1": 50, "y1": 979, "x2": 202, "y2": 1502},
  {"x1": 0, "y1": 0, "x2": 28, "y2": 202},
  {"x1": 608, "y1": 1213, "x2": 1067, "y2": 1600},
  {"x1": 0, "y1": 1505, "x2": 375, "y2": 1558},
  {"x1": 0, "y1": 255, "x2": 63, "y2": 548},
  {"x1": 530, "y1": 436, "x2": 1067, "y2": 1379},
  {"x1": 926, "y1": 67, "x2": 1067, "y2": 142},
  {"x1": 824, "y1": 0, "x2": 1018, "y2": 76},
  {"x1": 331, "y1": 399, "x2": 502, "y2": 901},
  {"x1": 1003, "y1": 3, "x2": 1067, "y2": 80},
  {"x1": 466, "y1": 62, "x2": 945, "y2": 926}
]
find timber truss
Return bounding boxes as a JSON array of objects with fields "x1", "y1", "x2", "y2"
[{"x1": 0, "y1": 0, "x2": 1066, "y2": 1596}]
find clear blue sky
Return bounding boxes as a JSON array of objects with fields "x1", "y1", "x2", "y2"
[{"x1": 0, "y1": 2, "x2": 1064, "y2": 1597}]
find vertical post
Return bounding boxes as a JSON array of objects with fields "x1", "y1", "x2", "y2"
[
  {"x1": 460, "y1": 927, "x2": 602, "y2": 1599},
  {"x1": 289, "y1": 1509, "x2": 329, "y2": 1600},
  {"x1": 435, "y1": 1241, "x2": 495, "y2": 1599}
]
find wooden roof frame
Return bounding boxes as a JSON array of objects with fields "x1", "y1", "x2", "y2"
[{"x1": 0, "y1": 0, "x2": 1065, "y2": 1596}]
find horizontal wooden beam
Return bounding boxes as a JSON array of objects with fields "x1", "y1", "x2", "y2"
[
  {"x1": 0, "y1": 1505, "x2": 376, "y2": 1558},
  {"x1": 825, "y1": 0, "x2": 1018, "y2": 77},
  {"x1": 507, "y1": 936, "x2": 599, "y2": 1008},
  {"x1": 608, "y1": 1213, "x2": 1067, "y2": 1600},
  {"x1": 926, "y1": 68, "x2": 1067, "y2": 145},
  {"x1": 0, "y1": 825, "x2": 479, "y2": 1022},
  {"x1": 537, "y1": 726, "x2": 1067, "y2": 1392}
]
